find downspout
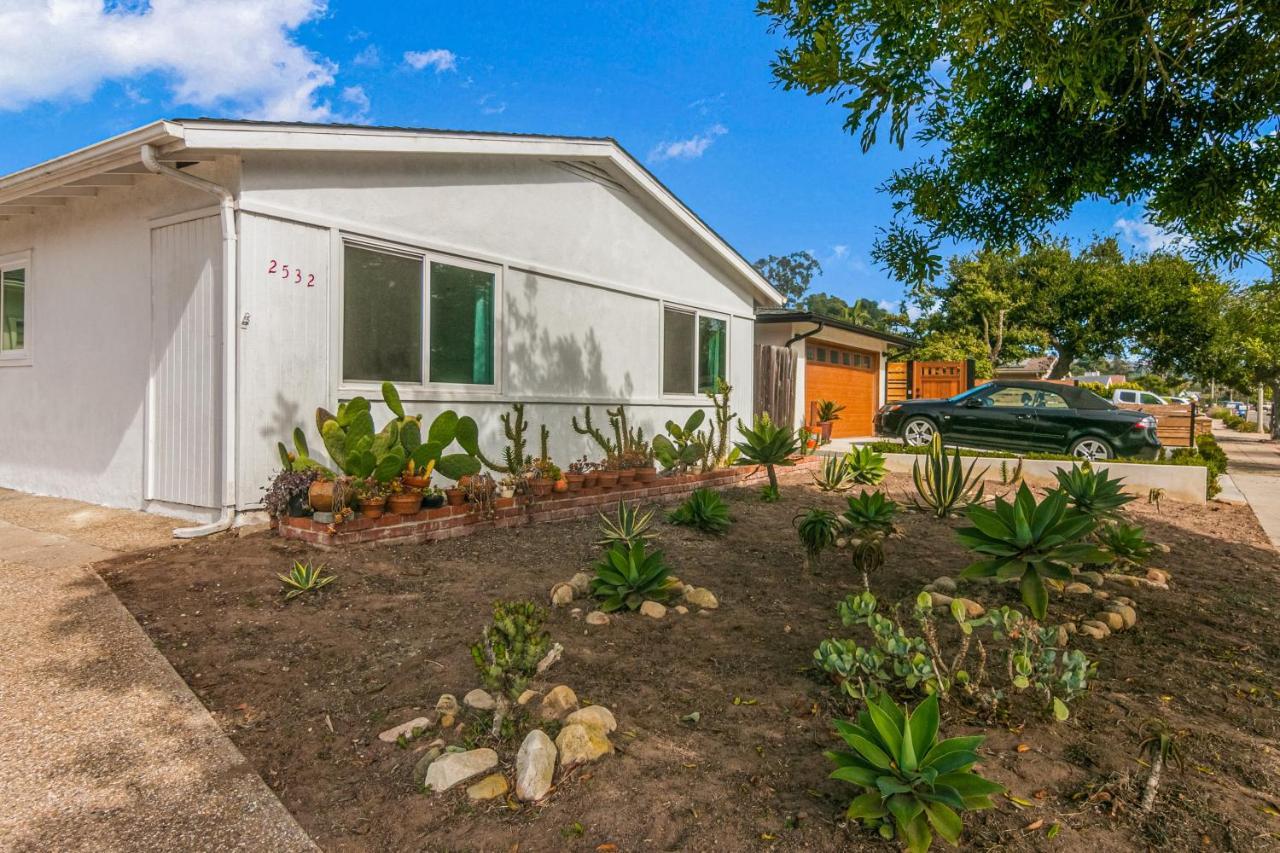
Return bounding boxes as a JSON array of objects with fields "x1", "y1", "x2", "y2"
[
  {"x1": 784, "y1": 319, "x2": 825, "y2": 348},
  {"x1": 141, "y1": 144, "x2": 239, "y2": 538}
]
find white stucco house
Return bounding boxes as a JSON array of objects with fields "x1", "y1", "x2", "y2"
[{"x1": 0, "y1": 119, "x2": 783, "y2": 533}]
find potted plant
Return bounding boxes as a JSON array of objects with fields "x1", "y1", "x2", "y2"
[
  {"x1": 352, "y1": 477, "x2": 388, "y2": 519},
  {"x1": 263, "y1": 469, "x2": 319, "y2": 522},
  {"x1": 402, "y1": 457, "x2": 434, "y2": 490},
  {"x1": 578, "y1": 456, "x2": 600, "y2": 489},
  {"x1": 814, "y1": 399, "x2": 845, "y2": 443},
  {"x1": 565, "y1": 456, "x2": 590, "y2": 491},
  {"x1": 498, "y1": 474, "x2": 520, "y2": 499},
  {"x1": 615, "y1": 452, "x2": 636, "y2": 486},
  {"x1": 445, "y1": 482, "x2": 466, "y2": 506},
  {"x1": 422, "y1": 485, "x2": 446, "y2": 509},
  {"x1": 387, "y1": 478, "x2": 424, "y2": 515},
  {"x1": 597, "y1": 457, "x2": 620, "y2": 490},
  {"x1": 308, "y1": 471, "x2": 338, "y2": 513},
  {"x1": 622, "y1": 448, "x2": 656, "y2": 483}
]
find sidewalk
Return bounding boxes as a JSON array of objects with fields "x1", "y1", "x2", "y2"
[
  {"x1": 1214, "y1": 429, "x2": 1280, "y2": 551},
  {"x1": 0, "y1": 490, "x2": 316, "y2": 852}
]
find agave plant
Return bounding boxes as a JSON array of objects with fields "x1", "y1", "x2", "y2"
[
  {"x1": 1052, "y1": 462, "x2": 1135, "y2": 519},
  {"x1": 852, "y1": 535, "x2": 887, "y2": 591},
  {"x1": 794, "y1": 507, "x2": 841, "y2": 574},
  {"x1": 911, "y1": 434, "x2": 986, "y2": 518},
  {"x1": 277, "y1": 560, "x2": 336, "y2": 600},
  {"x1": 842, "y1": 490, "x2": 900, "y2": 538},
  {"x1": 596, "y1": 500, "x2": 655, "y2": 549},
  {"x1": 956, "y1": 483, "x2": 1102, "y2": 619},
  {"x1": 667, "y1": 488, "x2": 732, "y2": 534},
  {"x1": 845, "y1": 445, "x2": 888, "y2": 485},
  {"x1": 827, "y1": 693, "x2": 1003, "y2": 852},
  {"x1": 590, "y1": 542, "x2": 679, "y2": 612},
  {"x1": 813, "y1": 454, "x2": 856, "y2": 492},
  {"x1": 1093, "y1": 521, "x2": 1157, "y2": 571},
  {"x1": 734, "y1": 413, "x2": 800, "y2": 501}
]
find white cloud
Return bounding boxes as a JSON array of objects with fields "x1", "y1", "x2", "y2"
[
  {"x1": 877, "y1": 299, "x2": 897, "y2": 312},
  {"x1": 341, "y1": 85, "x2": 369, "y2": 120},
  {"x1": 833, "y1": 244, "x2": 849, "y2": 259},
  {"x1": 351, "y1": 44, "x2": 381, "y2": 67},
  {"x1": 1114, "y1": 217, "x2": 1187, "y2": 252},
  {"x1": 0, "y1": 0, "x2": 337, "y2": 121},
  {"x1": 404, "y1": 49, "x2": 457, "y2": 73},
  {"x1": 649, "y1": 124, "x2": 728, "y2": 163},
  {"x1": 477, "y1": 93, "x2": 506, "y2": 115}
]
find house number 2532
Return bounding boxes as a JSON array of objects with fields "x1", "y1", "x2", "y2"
[{"x1": 266, "y1": 259, "x2": 316, "y2": 287}]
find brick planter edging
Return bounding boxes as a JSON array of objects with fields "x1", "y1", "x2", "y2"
[{"x1": 279, "y1": 457, "x2": 823, "y2": 548}]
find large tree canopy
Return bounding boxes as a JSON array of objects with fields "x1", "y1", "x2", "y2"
[
  {"x1": 754, "y1": 251, "x2": 822, "y2": 306},
  {"x1": 758, "y1": 0, "x2": 1280, "y2": 280}
]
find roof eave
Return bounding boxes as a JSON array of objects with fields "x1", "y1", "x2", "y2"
[{"x1": 755, "y1": 310, "x2": 913, "y2": 346}]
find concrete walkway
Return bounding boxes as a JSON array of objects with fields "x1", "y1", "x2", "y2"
[
  {"x1": 0, "y1": 490, "x2": 315, "y2": 852},
  {"x1": 1214, "y1": 429, "x2": 1280, "y2": 551}
]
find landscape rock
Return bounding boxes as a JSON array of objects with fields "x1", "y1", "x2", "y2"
[
  {"x1": 585, "y1": 611, "x2": 610, "y2": 626},
  {"x1": 1107, "y1": 604, "x2": 1138, "y2": 629},
  {"x1": 536, "y1": 642, "x2": 564, "y2": 674},
  {"x1": 538, "y1": 685, "x2": 579, "y2": 721},
  {"x1": 1062, "y1": 621, "x2": 1078, "y2": 634},
  {"x1": 1107, "y1": 574, "x2": 1144, "y2": 588},
  {"x1": 463, "y1": 689, "x2": 495, "y2": 711},
  {"x1": 954, "y1": 598, "x2": 985, "y2": 618},
  {"x1": 423, "y1": 748, "x2": 498, "y2": 793},
  {"x1": 569, "y1": 571, "x2": 594, "y2": 596},
  {"x1": 566, "y1": 705, "x2": 618, "y2": 734},
  {"x1": 1053, "y1": 625, "x2": 1070, "y2": 647},
  {"x1": 1081, "y1": 619, "x2": 1111, "y2": 639},
  {"x1": 1065, "y1": 582, "x2": 1092, "y2": 594},
  {"x1": 555, "y1": 723, "x2": 613, "y2": 768},
  {"x1": 1145, "y1": 568, "x2": 1170, "y2": 585},
  {"x1": 439, "y1": 713, "x2": 456, "y2": 729},
  {"x1": 515, "y1": 729, "x2": 557, "y2": 801},
  {"x1": 466, "y1": 773, "x2": 509, "y2": 801},
  {"x1": 550, "y1": 583, "x2": 576, "y2": 606},
  {"x1": 1114, "y1": 596, "x2": 1136, "y2": 607},
  {"x1": 435, "y1": 694, "x2": 459, "y2": 715},
  {"x1": 928, "y1": 592, "x2": 953, "y2": 609},
  {"x1": 640, "y1": 600, "x2": 667, "y2": 619},
  {"x1": 570, "y1": 607, "x2": 583, "y2": 619},
  {"x1": 685, "y1": 587, "x2": 719, "y2": 609},
  {"x1": 517, "y1": 689, "x2": 539, "y2": 706},
  {"x1": 932, "y1": 576, "x2": 957, "y2": 594},
  {"x1": 378, "y1": 716, "x2": 434, "y2": 743},
  {"x1": 1077, "y1": 571, "x2": 1105, "y2": 586},
  {"x1": 412, "y1": 745, "x2": 445, "y2": 786},
  {"x1": 1092, "y1": 590, "x2": 1111, "y2": 601},
  {"x1": 1097, "y1": 611, "x2": 1126, "y2": 631},
  {"x1": 674, "y1": 605, "x2": 689, "y2": 615}
]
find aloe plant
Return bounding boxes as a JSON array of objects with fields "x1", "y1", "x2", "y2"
[
  {"x1": 911, "y1": 434, "x2": 986, "y2": 518},
  {"x1": 667, "y1": 488, "x2": 732, "y2": 534},
  {"x1": 1093, "y1": 521, "x2": 1157, "y2": 570},
  {"x1": 813, "y1": 454, "x2": 856, "y2": 492},
  {"x1": 590, "y1": 542, "x2": 679, "y2": 611},
  {"x1": 596, "y1": 500, "x2": 655, "y2": 549},
  {"x1": 794, "y1": 507, "x2": 841, "y2": 574},
  {"x1": 1052, "y1": 462, "x2": 1135, "y2": 519},
  {"x1": 734, "y1": 413, "x2": 800, "y2": 501},
  {"x1": 845, "y1": 445, "x2": 888, "y2": 485},
  {"x1": 842, "y1": 490, "x2": 900, "y2": 538},
  {"x1": 827, "y1": 693, "x2": 1003, "y2": 852},
  {"x1": 956, "y1": 483, "x2": 1102, "y2": 619}
]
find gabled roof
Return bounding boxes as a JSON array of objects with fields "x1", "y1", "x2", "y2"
[
  {"x1": 0, "y1": 119, "x2": 783, "y2": 306},
  {"x1": 755, "y1": 309, "x2": 914, "y2": 346}
]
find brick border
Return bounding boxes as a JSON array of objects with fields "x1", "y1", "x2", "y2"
[{"x1": 278, "y1": 458, "x2": 822, "y2": 548}]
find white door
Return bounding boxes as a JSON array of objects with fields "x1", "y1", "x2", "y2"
[{"x1": 148, "y1": 216, "x2": 222, "y2": 508}]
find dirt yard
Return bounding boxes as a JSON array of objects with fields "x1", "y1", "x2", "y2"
[{"x1": 99, "y1": 474, "x2": 1280, "y2": 852}]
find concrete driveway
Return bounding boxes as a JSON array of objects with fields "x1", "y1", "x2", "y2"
[
  {"x1": 0, "y1": 489, "x2": 315, "y2": 852},
  {"x1": 1214, "y1": 429, "x2": 1280, "y2": 551}
]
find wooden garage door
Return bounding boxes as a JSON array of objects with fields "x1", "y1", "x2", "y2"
[{"x1": 805, "y1": 342, "x2": 879, "y2": 438}]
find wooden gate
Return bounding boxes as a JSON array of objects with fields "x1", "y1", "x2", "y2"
[
  {"x1": 1115, "y1": 402, "x2": 1201, "y2": 448},
  {"x1": 886, "y1": 359, "x2": 977, "y2": 403},
  {"x1": 754, "y1": 344, "x2": 796, "y2": 429}
]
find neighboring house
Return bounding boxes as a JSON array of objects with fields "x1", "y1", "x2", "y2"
[
  {"x1": 755, "y1": 310, "x2": 912, "y2": 438},
  {"x1": 0, "y1": 119, "x2": 782, "y2": 528},
  {"x1": 1068, "y1": 371, "x2": 1127, "y2": 387},
  {"x1": 995, "y1": 355, "x2": 1058, "y2": 380}
]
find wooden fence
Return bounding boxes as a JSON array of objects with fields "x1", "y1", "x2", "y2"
[
  {"x1": 754, "y1": 344, "x2": 797, "y2": 429},
  {"x1": 886, "y1": 359, "x2": 977, "y2": 403},
  {"x1": 1115, "y1": 402, "x2": 1207, "y2": 448}
]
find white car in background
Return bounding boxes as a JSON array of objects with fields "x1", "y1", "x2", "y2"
[{"x1": 1112, "y1": 389, "x2": 1170, "y2": 406}]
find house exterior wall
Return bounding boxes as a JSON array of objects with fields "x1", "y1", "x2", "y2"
[
  {"x1": 234, "y1": 152, "x2": 760, "y2": 507},
  {"x1": 0, "y1": 163, "x2": 235, "y2": 514}
]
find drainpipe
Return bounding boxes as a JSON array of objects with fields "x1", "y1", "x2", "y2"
[
  {"x1": 141, "y1": 144, "x2": 238, "y2": 538},
  {"x1": 784, "y1": 319, "x2": 825, "y2": 349}
]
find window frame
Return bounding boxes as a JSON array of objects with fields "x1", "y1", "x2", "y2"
[
  {"x1": 0, "y1": 250, "x2": 32, "y2": 367},
  {"x1": 660, "y1": 301, "x2": 730, "y2": 399},
  {"x1": 337, "y1": 235, "x2": 503, "y2": 399}
]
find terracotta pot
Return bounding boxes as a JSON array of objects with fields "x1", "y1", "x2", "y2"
[
  {"x1": 582, "y1": 471, "x2": 600, "y2": 488},
  {"x1": 422, "y1": 492, "x2": 446, "y2": 509},
  {"x1": 553, "y1": 478, "x2": 569, "y2": 493},
  {"x1": 445, "y1": 487, "x2": 465, "y2": 506},
  {"x1": 617, "y1": 468, "x2": 636, "y2": 485},
  {"x1": 495, "y1": 496, "x2": 516, "y2": 510},
  {"x1": 387, "y1": 492, "x2": 423, "y2": 515},
  {"x1": 633, "y1": 467, "x2": 657, "y2": 483},
  {"x1": 308, "y1": 480, "x2": 336, "y2": 512},
  {"x1": 565, "y1": 472, "x2": 585, "y2": 491},
  {"x1": 402, "y1": 474, "x2": 431, "y2": 490},
  {"x1": 531, "y1": 480, "x2": 553, "y2": 497},
  {"x1": 597, "y1": 470, "x2": 619, "y2": 489},
  {"x1": 818, "y1": 421, "x2": 834, "y2": 442},
  {"x1": 358, "y1": 497, "x2": 386, "y2": 519}
]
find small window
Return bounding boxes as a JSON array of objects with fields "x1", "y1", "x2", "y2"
[
  {"x1": 1140, "y1": 392, "x2": 1162, "y2": 405},
  {"x1": 429, "y1": 261, "x2": 495, "y2": 386},
  {"x1": 842, "y1": 351, "x2": 851, "y2": 366},
  {"x1": 987, "y1": 387, "x2": 1038, "y2": 408},
  {"x1": 816, "y1": 348, "x2": 826, "y2": 363},
  {"x1": 1, "y1": 264, "x2": 26, "y2": 355},
  {"x1": 343, "y1": 245, "x2": 423, "y2": 383},
  {"x1": 663, "y1": 306, "x2": 728, "y2": 395},
  {"x1": 806, "y1": 346, "x2": 814, "y2": 359}
]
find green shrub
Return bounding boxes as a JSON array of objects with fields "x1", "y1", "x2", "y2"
[
  {"x1": 826, "y1": 693, "x2": 1003, "y2": 852},
  {"x1": 867, "y1": 440, "x2": 1206, "y2": 469},
  {"x1": 845, "y1": 445, "x2": 888, "y2": 485},
  {"x1": 667, "y1": 488, "x2": 732, "y2": 534},
  {"x1": 591, "y1": 542, "x2": 678, "y2": 611},
  {"x1": 911, "y1": 434, "x2": 986, "y2": 518},
  {"x1": 596, "y1": 500, "x2": 655, "y2": 549},
  {"x1": 1008, "y1": 625, "x2": 1096, "y2": 721},
  {"x1": 956, "y1": 483, "x2": 1100, "y2": 619},
  {"x1": 1237, "y1": 419, "x2": 1260, "y2": 433},
  {"x1": 795, "y1": 507, "x2": 842, "y2": 574},
  {"x1": 1052, "y1": 463, "x2": 1135, "y2": 519},
  {"x1": 842, "y1": 490, "x2": 899, "y2": 538}
]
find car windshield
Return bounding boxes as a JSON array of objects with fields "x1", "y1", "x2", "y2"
[{"x1": 948, "y1": 382, "x2": 993, "y2": 403}]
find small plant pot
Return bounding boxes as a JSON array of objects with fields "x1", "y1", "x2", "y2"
[
  {"x1": 531, "y1": 480, "x2": 553, "y2": 497},
  {"x1": 499, "y1": 487, "x2": 516, "y2": 499},
  {"x1": 553, "y1": 478, "x2": 569, "y2": 494},
  {"x1": 617, "y1": 468, "x2": 637, "y2": 486},
  {"x1": 387, "y1": 492, "x2": 423, "y2": 515},
  {"x1": 582, "y1": 471, "x2": 600, "y2": 488},
  {"x1": 445, "y1": 487, "x2": 465, "y2": 506},
  {"x1": 565, "y1": 473, "x2": 585, "y2": 491},
  {"x1": 818, "y1": 420, "x2": 834, "y2": 442},
  {"x1": 358, "y1": 497, "x2": 386, "y2": 519},
  {"x1": 402, "y1": 475, "x2": 431, "y2": 490},
  {"x1": 308, "y1": 480, "x2": 336, "y2": 513},
  {"x1": 597, "y1": 470, "x2": 619, "y2": 489},
  {"x1": 287, "y1": 492, "x2": 311, "y2": 518},
  {"x1": 422, "y1": 492, "x2": 446, "y2": 509},
  {"x1": 495, "y1": 496, "x2": 515, "y2": 510},
  {"x1": 633, "y1": 467, "x2": 657, "y2": 483}
]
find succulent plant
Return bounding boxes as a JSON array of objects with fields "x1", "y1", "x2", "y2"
[
  {"x1": 813, "y1": 453, "x2": 856, "y2": 492},
  {"x1": 596, "y1": 500, "x2": 655, "y2": 549},
  {"x1": 794, "y1": 507, "x2": 842, "y2": 573},
  {"x1": 667, "y1": 488, "x2": 732, "y2": 534},
  {"x1": 1092, "y1": 521, "x2": 1157, "y2": 570},
  {"x1": 911, "y1": 434, "x2": 986, "y2": 518},
  {"x1": 653, "y1": 409, "x2": 707, "y2": 472},
  {"x1": 470, "y1": 600, "x2": 551, "y2": 735},
  {"x1": 845, "y1": 445, "x2": 888, "y2": 485},
  {"x1": 590, "y1": 542, "x2": 679, "y2": 612},
  {"x1": 733, "y1": 413, "x2": 800, "y2": 500},
  {"x1": 842, "y1": 490, "x2": 900, "y2": 538},
  {"x1": 1052, "y1": 462, "x2": 1135, "y2": 519},
  {"x1": 277, "y1": 560, "x2": 336, "y2": 600}
]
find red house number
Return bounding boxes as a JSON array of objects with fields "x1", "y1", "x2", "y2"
[{"x1": 266, "y1": 259, "x2": 316, "y2": 287}]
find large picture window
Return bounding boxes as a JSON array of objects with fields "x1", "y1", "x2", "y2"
[
  {"x1": 1, "y1": 256, "x2": 29, "y2": 360},
  {"x1": 341, "y1": 241, "x2": 498, "y2": 389},
  {"x1": 663, "y1": 305, "x2": 728, "y2": 396}
]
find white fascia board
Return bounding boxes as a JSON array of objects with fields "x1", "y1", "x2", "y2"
[{"x1": 0, "y1": 121, "x2": 184, "y2": 205}]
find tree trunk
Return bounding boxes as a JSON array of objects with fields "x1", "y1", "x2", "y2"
[
  {"x1": 1048, "y1": 347, "x2": 1075, "y2": 379},
  {"x1": 1140, "y1": 749, "x2": 1164, "y2": 812},
  {"x1": 767, "y1": 464, "x2": 779, "y2": 493},
  {"x1": 1271, "y1": 382, "x2": 1280, "y2": 439}
]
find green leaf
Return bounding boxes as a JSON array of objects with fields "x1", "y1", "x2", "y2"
[
  {"x1": 831, "y1": 765, "x2": 879, "y2": 787},
  {"x1": 382, "y1": 381, "x2": 404, "y2": 419},
  {"x1": 907, "y1": 693, "x2": 939, "y2": 758},
  {"x1": 887, "y1": 793, "x2": 924, "y2": 829},
  {"x1": 1052, "y1": 697, "x2": 1070, "y2": 721},
  {"x1": 846, "y1": 791, "x2": 887, "y2": 820},
  {"x1": 899, "y1": 811, "x2": 933, "y2": 853},
  {"x1": 923, "y1": 801, "x2": 964, "y2": 845},
  {"x1": 1020, "y1": 570, "x2": 1049, "y2": 619},
  {"x1": 865, "y1": 696, "x2": 904, "y2": 761}
]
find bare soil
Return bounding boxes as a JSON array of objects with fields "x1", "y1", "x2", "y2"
[{"x1": 99, "y1": 475, "x2": 1280, "y2": 852}]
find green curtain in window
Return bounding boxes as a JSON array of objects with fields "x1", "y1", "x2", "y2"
[
  {"x1": 698, "y1": 316, "x2": 727, "y2": 392},
  {"x1": 473, "y1": 287, "x2": 490, "y2": 383}
]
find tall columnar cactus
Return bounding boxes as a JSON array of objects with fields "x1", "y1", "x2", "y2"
[
  {"x1": 705, "y1": 380, "x2": 737, "y2": 469},
  {"x1": 607, "y1": 405, "x2": 647, "y2": 458},
  {"x1": 470, "y1": 600, "x2": 551, "y2": 736},
  {"x1": 473, "y1": 403, "x2": 550, "y2": 474},
  {"x1": 572, "y1": 406, "x2": 617, "y2": 456}
]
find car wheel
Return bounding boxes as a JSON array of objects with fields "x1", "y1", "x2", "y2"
[
  {"x1": 1070, "y1": 437, "x2": 1113, "y2": 461},
  {"x1": 902, "y1": 417, "x2": 936, "y2": 447}
]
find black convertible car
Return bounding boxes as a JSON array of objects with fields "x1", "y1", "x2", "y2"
[{"x1": 874, "y1": 380, "x2": 1161, "y2": 460}]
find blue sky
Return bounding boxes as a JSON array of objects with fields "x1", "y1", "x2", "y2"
[{"x1": 0, "y1": 1, "x2": 1239, "y2": 307}]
